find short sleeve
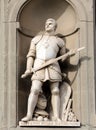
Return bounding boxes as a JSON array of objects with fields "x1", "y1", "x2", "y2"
[
  {"x1": 26, "y1": 35, "x2": 43, "y2": 58},
  {"x1": 57, "y1": 37, "x2": 65, "y2": 48},
  {"x1": 56, "y1": 37, "x2": 66, "y2": 55}
]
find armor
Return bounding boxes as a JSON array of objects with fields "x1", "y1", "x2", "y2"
[{"x1": 27, "y1": 34, "x2": 65, "y2": 82}]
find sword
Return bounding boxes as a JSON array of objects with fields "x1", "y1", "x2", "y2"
[{"x1": 21, "y1": 47, "x2": 85, "y2": 78}]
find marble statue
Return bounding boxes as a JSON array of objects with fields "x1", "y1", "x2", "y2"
[{"x1": 20, "y1": 18, "x2": 84, "y2": 125}]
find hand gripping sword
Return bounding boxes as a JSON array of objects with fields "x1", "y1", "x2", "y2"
[{"x1": 21, "y1": 47, "x2": 85, "y2": 78}]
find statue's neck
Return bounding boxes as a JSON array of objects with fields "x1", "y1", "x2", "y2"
[{"x1": 45, "y1": 31, "x2": 55, "y2": 36}]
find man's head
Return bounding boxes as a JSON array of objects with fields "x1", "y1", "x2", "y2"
[{"x1": 45, "y1": 18, "x2": 57, "y2": 32}]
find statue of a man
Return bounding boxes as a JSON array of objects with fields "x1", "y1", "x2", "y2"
[{"x1": 21, "y1": 18, "x2": 68, "y2": 122}]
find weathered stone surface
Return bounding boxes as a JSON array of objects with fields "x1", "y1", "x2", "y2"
[
  {"x1": 19, "y1": 121, "x2": 80, "y2": 127},
  {"x1": 0, "y1": 0, "x2": 95, "y2": 129}
]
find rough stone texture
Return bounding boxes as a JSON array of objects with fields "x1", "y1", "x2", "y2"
[{"x1": 0, "y1": 0, "x2": 95, "y2": 130}]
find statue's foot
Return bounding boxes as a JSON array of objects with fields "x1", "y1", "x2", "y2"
[
  {"x1": 21, "y1": 115, "x2": 32, "y2": 122},
  {"x1": 52, "y1": 116, "x2": 61, "y2": 122}
]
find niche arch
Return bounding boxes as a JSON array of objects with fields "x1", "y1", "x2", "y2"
[{"x1": 8, "y1": 0, "x2": 87, "y2": 22}]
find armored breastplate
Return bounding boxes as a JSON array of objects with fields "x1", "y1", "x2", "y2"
[{"x1": 36, "y1": 35, "x2": 59, "y2": 60}]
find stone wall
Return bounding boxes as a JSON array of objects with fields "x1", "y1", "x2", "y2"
[{"x1": 0, "y1": 0, "x2": 95, "y2": 130}]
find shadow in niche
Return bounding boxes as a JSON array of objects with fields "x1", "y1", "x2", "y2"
[
  {"x1": 17, "y1": 0, "x2": 76, "y2": 123},
  {"x1": 60, "y1": 55, "x2": 91, "y2": 85},
  {"x1": 18, "y1": 0, "x2": 72, "y2": 36}
]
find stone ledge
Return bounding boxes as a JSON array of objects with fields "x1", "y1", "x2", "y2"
[{"x1": 19, "y1": 121, "x2": 80, "y2": 127}]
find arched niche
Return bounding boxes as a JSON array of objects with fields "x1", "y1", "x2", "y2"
[
  {"x1": 8, "y1": 0, "x2": 87, "y2": 22},
  {"x1": 17, "y1": 0, "x2": 79, "y2": 123},
  {"x1": 7, "y1": 0, "x2": 89, "y2": 127}
]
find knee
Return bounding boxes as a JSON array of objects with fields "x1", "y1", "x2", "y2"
[
  {"x1": 51, "y1": 87, "x2": 59, "y2": 95},
  {"x1": 30, "y1": 88, "x2": 40, "y2": 95},
  {"x1": 30, "y1": 89, "x2": 40, "y2": 95},
  {"x1": 30, "y1": 80, "x2": 42, "y2": 95}
]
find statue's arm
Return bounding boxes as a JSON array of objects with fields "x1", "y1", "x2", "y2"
[
  {"x1": 57, "y1": 37, "x2": 67, "y2": 62},
  {"x1": 26, "y1": 40, "x2": 36, "y2": 71},
  {"x1": 21, "y1": 35, "x2": 43, "y2": 78},
  {"x1": 21, "y1": 40, "x2": 36, "y2": 78}
]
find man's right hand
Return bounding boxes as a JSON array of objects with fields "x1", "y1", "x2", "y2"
[
  {"x1": 68, "y1": 49, "x2": 77, "y2": 57},
  {"x1": 21, "y1": 69, "x2": 32, "y2": 78}
]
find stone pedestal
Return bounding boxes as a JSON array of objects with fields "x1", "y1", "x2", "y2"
[{"x1": 19, "y1": 121, "x2": 80, "y2": 127}]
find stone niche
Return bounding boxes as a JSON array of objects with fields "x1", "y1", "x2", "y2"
[
  {"x1": 3, "y1": 0, "x2": 95, "y2": 129},
  {"x1": 17, "y1": 0, "x2": 80, "y2": 126}
]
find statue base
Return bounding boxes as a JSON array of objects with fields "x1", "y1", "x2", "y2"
[{"x1": 19, "y1": 121, "x2": 80, "y2": 127}]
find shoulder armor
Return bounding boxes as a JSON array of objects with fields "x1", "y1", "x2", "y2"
[
  {"x1": 56, "y1": 37, "x2": 65, "y2": 48},
  {"x1": 32, "y1": 35, "x2": 43, "y2": 45}
]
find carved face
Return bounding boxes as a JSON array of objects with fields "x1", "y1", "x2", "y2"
[{"x1": 45, "y1": 19, "x2": 57, "y2": 32}]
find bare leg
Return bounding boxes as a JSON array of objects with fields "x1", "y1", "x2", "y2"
[
  {"x1": 50, "y1": 82, "x2": 61, "y2": 121},
  {"x1": 22, "y1": 80, "x2": 43, "y2": 121}
]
